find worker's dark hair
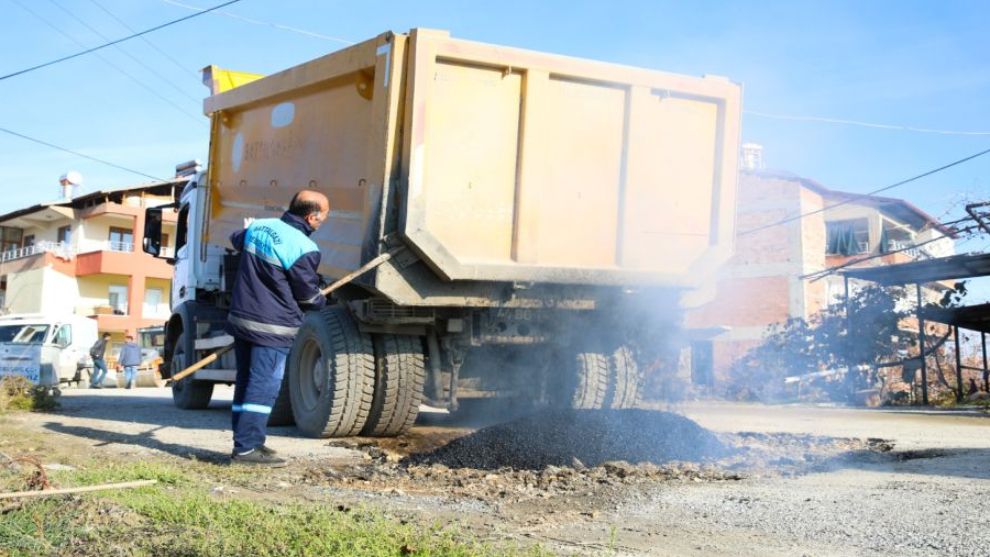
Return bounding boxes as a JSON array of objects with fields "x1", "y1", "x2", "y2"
[
  {"x1": 288, "y1": 192, "x2": 323, "y2": 218},
  {"x1": 102, "y1": 332, "x2": 111, "y2": 338}
]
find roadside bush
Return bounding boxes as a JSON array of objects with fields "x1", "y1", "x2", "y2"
[{"x1": 0, "y1": 376, "x2": 57, "y2": 413}]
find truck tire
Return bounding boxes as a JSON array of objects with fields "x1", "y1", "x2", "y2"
[
  {"x1": 170, "y1": 332, "x2": 214, "y2": 410},
  {"x1": 553, "y1": 347, "x2": 609, "y2": 409},
  {"x1": 361, "y1": 334, "x2": 426, "y2": 437},
  {"x1": 267, "y1": 372, "x2": 294, "y2": 427},
  {"x1": 607, "y1": 344, "x2": 640, "y2": 408},
  {"x1": 288, "y1": 308, "x2": 375, "y2": 438}
]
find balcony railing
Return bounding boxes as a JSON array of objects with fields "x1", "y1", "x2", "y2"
[
  {"x1": 886, "y1": 239, "x2": 933, "y2": 260},
  {"x1": 0, "y1": 241, "x2": 73, "y2": 262}
]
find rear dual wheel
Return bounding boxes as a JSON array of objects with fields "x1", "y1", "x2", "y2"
[
  {"x1": 554, "y1": 343, "x2": 641, "y2": 409},
  {"x1": 287, "y1": 308, "x2": 426, "y2": 438},
  {"x1": 362, "y1": 334, "x2": 426, "y2": 437},
  {"x1": 289, "y1": 308, "x2": 375, "y2": 438}
]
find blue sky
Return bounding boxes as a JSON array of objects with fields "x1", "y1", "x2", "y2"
[{"x1": 1, "y1": 0, "x2": 989, "y2": 250}]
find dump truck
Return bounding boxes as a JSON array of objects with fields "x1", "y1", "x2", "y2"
[{"x1": 142, "y1": 29, "x2": 741, "y2": 437}]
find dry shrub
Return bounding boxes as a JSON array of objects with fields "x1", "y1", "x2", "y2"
[{"x1": 0, "y1": 375, "x2": 57, "y2": 413}]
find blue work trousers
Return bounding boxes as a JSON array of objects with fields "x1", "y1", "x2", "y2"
[{"x1": 232, "y1": 338, "x2": 289, "y2": 454}]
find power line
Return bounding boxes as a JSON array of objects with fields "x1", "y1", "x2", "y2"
[
  {"x1": 746, "y1": 110, "x2": 990, "y2": 137},
  {"x1": 0, "y1": 0, "x2": 243, "y2": 82},
  {"x1": 0, "y1": 126, "x2": 165, "y2": 181},
  {"x1": 87, "y1": 0, "x2": 201, "y2": 80},
  {"x1": 159, "y1": 0, "x2": 353, "y2": 45},
  {"x1": 740, "y1": 146, "x2": 990, "y2": 237},
  {"x1": 9, "y1": 0, "x2": 205, "y2": 125},
  {"x1": 46, "y1": 0, "x2": 201, "y2": 103}
]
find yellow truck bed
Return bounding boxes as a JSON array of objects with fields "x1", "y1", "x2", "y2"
[{"x1": 202, "y1": 29, "x2": 741, "y2": 300}]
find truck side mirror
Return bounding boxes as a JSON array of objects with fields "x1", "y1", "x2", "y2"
[{"x1": 143, "y1": 204, "x2": 175, "y2": 259}]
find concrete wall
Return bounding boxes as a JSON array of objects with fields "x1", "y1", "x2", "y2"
[
  {"x1": 77, "y1": 274, "x2": 130, "y2": 315},
  {"x1": 143, "y1": 277, "x2": 171, "y2": 319},
  {"x1": 5, "y1": 267, "x2": 46, "y2": 313}
]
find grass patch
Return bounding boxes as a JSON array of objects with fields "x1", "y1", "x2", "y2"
[
  {"x1": 0, "y1": 376, "x2": 57, "y2": 414},
  {"x1": 1, "y1": 459, "x2": 549, "y2": 557}
]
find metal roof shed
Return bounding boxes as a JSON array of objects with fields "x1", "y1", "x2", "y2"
[{"x1": 841, "y1": 253, "x2": 990, "y2": 404}]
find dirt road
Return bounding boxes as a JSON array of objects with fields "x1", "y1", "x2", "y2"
[{"x1": 4, "y1": 388, "x2": 990, "y2": 556}]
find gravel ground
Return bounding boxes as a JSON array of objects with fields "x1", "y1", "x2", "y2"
[{"x1": 3, "y1": 388, "x2": 990, "y2": 556}]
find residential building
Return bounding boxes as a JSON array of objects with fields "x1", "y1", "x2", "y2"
[
  {"x1": 685, "y1": 168, "x2": 954, "y2": 386},
  {"x1": 0, "y1": 181, "x2": 181, "y2": 339}
]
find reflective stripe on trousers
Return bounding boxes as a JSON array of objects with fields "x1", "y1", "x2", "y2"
[{"x1": 232, "y1": 338, "x2": 289, "y2": 454}]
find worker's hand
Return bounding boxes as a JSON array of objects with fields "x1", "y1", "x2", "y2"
[{"x1": 243, "y1": 217, "x2": 255, "y2": 229}]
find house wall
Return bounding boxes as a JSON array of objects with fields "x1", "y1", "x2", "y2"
[
  {"x1": 5, "y1": 267, "x2": 47, "y2": 314},
  {"x1": 77, "y1": 274, "x2": 131, "y2": 315},
  {"x1": 686, "y1": 172, "x2": 830, "y2": 383},
  {"x1": 685, "y1": 170, "x2": 951, "y2": 388}
]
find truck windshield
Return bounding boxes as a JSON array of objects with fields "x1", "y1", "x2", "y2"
[
  {"x1": 140, "y1": 329, "x2": 165, "y2": 350},
  {"x1": 0, "y1": 324, "x2": 50, "y2": 343}
]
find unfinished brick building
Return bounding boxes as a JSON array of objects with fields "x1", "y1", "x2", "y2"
[{"x1": 685, "y1": 167, "x2": 954, "y2": 387}]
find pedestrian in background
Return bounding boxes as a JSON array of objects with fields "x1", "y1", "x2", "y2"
[
  {"x1": 226, "y1": 190, "x2": 330, "y2": 467},
  {"x1": 118, "y1": 333, "x2": 142, "y2": 389},
  {"x1": 89, "y1": 332, "x2": 111, "y2": 389}
]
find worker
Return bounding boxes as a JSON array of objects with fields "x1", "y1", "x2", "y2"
[
  {"x1": 118, "y1": 333, "x2": 142, "y2": 389},
  {"x1": 226, "y1": 190, "x2": 329, "y2": 466},
  {"x1": 88, "y1": 332, "x2": 112, "y2": 389}
]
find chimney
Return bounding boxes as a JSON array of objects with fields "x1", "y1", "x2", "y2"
[
  {"x1": 741, "y1": 143, "x2": 765, "y2": 171},
  {"x1": 59, "y1": 171, "x2": 82, "y2": 200}
]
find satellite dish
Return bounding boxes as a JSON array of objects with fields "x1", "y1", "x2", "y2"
[{"x1": 59, "y1": 170, "x2": 83, "y2": 186}]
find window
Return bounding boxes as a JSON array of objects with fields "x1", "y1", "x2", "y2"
[
  {"x1": 22, "y1": 235, "x2": 34, "y2": 248},
  {"x1": 108, "y1": 227, "x2": 134, "y2": 252},
  {"x1": 825, "y1": 219, "x2": 869, "y2": 256},
  {"x1": 57, "y1": 225, "x2": 72, "y2": 245},
  {"x1": 175, "y1": 205, "x2": 189, "y2": 254},
  {"x1": 143, "y1": 288, "x2": 163, "y2": 317},
  {"x1": 0, "y1": 226, "x2": 23, "y2": 253},
  {"x1": 108, "y1": 285, "x2": 129, "y2": 315},
  {"x1": 53, "y1": 324, "x2": 72, "y2": 347}
]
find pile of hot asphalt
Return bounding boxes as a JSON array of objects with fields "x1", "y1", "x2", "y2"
[{"x1": 408, "y1": 409, "x2": 728, "y2": 470}]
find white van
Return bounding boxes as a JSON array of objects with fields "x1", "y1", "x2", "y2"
[{"x1": 0, "y1": 314, "x2": 99, "y2": 389}]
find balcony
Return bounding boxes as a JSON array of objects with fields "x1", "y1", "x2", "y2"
[
  {"x1": 76, "y1": 243, "x2": 173, "y2": 279},
  {"x1": 0, "y1": 241, "x2": 73, "y2": 263},
  {"x1": 0, "y1": 241, "x2": 76, "y2": 276},
  {"x1": 885, "y1": 239, "x2": 934, "y2": 261}
]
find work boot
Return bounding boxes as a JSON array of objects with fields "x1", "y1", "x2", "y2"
[
  {"x1": 230, "y1": 449, "x2": 287, "y2": 468},
  {"x1": 258, "y1": 445, "x2": 278, "y2": 455}
]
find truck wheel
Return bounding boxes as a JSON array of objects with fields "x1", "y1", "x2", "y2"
[
  {"x1": 553, "y1": 347, "x2": 609, "y2": 409},
  {"x1": 361, "y1": 335, "x2": 426, "y2": 437},
  {"x1": 607, "y1": 345, "x2": 640, "y2": 408},
  {"x1": 267, "y1": 371, "x2": 294, "y2": 426},
  {"x1": 288, "y1": 308, "x2": 375, "y2": 438},
  {"x1": 171, "y1": 332, "x2": 214, "y2": 410}
]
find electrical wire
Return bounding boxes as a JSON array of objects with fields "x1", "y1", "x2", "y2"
[
  {"x1": 0, "y1": 0, "x2": 242, "y2": 82},
  {"x1": 46, "y1": 0, "x2": 201, "y2": 103},
  {"x1": 740, "y1": 146, "x2": 990, "y2": 237},
  {"x1": 745, "y1": 110, "x2": 990, "y2": 137},
  {"x1": 0, "y1": 126, "x2": 165, "y2": 181},
  {"x1": 158, "y1": 0, "x2": 353, "y2": 45},
  {"x1": 9, "y1": 0, "x2": 205, "y2": 125},
  {"x1": 86, "y1": 0, "x2": 200, "y2": 79}
]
